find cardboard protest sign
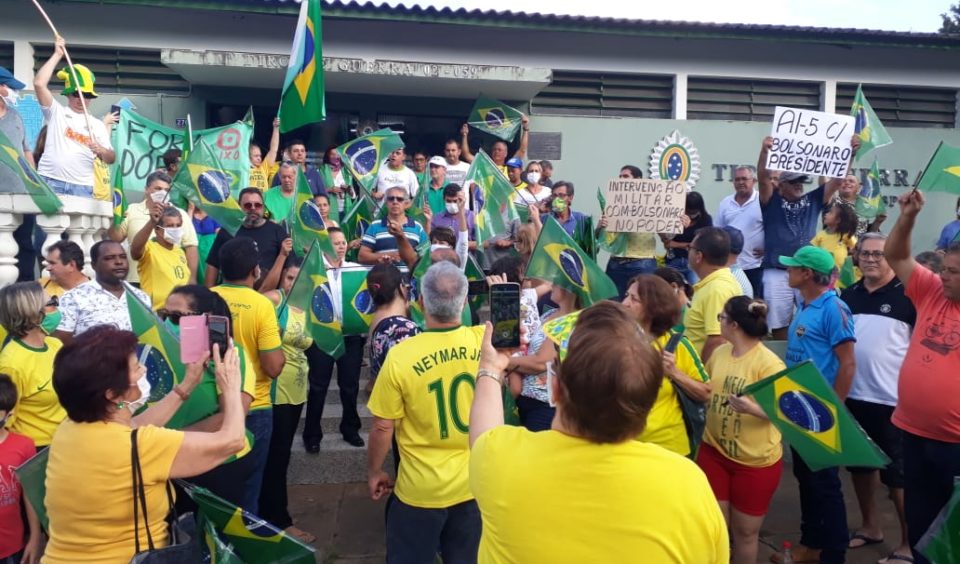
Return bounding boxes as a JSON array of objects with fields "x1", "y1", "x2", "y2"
[
  {"x1": 766, "y1": 106, "x2": 855, "y2": 179},
  {"x1": 601, "y1": 178, "x2": 686, "y2": 234}
]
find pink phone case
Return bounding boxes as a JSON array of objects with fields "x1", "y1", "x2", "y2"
[{"x1": 179, "y1": 315, "x2": 209, "y2": 364}]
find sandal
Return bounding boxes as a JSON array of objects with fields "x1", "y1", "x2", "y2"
[
  {"x1": 849, "y1": 532, "x2": 884, "y2": 549},
  {"x1": 284, "y1": 525, "x2": 317, "y2": 543},
  {"x1": 880, "y1": 553, "x2": 914, "y2": 564}
]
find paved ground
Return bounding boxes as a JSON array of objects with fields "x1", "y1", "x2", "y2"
[{"x1": 289, "y1": 458, "x2": 908, "y2": 564}]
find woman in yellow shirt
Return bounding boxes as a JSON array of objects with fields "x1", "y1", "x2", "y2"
[
  {"x1": 622, "y1": 275, "x2": 711, "y2": 457},
  {"x1": 0, "y1": 281, "x2": 65, "y2": 447},
  {"x1": 698, "y1": 296, "x2": 786, "y2": 564},
  {"x1": 43, "y1": 326, "x2": 246, "y2": 563}
]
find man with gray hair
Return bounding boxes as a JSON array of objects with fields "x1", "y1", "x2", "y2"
[
  {"x1": 366, "y1": 260, "x2": 484, "y2": 563},
  {"x1": 715, "y1": 166, "x2": 764, "y2": 298},
  {"x1": 358, "y1": 186, "x2": 427, "y2": 266}
]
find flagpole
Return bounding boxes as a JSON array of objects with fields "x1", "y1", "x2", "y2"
[
  {"x1": 912, "y1": 140, "x2": 943, "y2": 193},
  {"x1": 29, "y1": 0, "x2": 95, "y2": 138}
]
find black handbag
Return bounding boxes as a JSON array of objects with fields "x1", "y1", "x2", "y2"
[{"x1": 129, "y1": 428, "x2": 201, "y2": 563}]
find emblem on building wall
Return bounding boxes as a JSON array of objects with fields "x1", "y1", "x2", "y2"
[{"x1": 649, "y1": 130, "x2": 701, "y2": 189}]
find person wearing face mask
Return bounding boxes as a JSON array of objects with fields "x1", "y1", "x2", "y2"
[
  {"x1": 0, "y1": 282, "x2": 65, "y2": 449},
  {"x1": 429, "y1": 184, "x2": 476, "y2": 259},
  {"x1": 43, "y1": 326, "x2": 244, "y2": 563},
  {"x1": 109, "y1": 170, "x2": 200, "y2": 287},
  {"x1": 514, "y1": 161, "x2": 546, "y2": 207},
  {"x1": 1, "y1": 66, "x2": 39, "y2": 285},
  {"x1": 321, "y1": 145, "x2": 355, "y2": 221},
  {"x1": 545, "y1": 181, "x2": 590, "y2": 243},
  {"x1": 131, "y1": 204, "x2": 189, "y2": 310}
]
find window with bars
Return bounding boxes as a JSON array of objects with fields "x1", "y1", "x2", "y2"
[
  {"x1": 836, "y1": 83, "x2": 957, "y2": 128},
  {"x1": 532, "y1": 71, "x2": 673, "y2": 118},
  {"x1": 32, "y1": 45, "x2": 189, "y2": 94},
  {"x1": 687, "y1": 77, "x2": 821, "y2": 121},
  {"x1": 0, "y1": 42, "x2": 13, "y2": 73}
]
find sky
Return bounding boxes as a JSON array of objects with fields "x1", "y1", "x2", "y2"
[{"x1": 396, "y1": 0, "x2": 954, "y2": 33}]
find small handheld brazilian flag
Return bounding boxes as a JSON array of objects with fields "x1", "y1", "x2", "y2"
[
  {"x1": 0, "y1": 129, "x2": 62, "y2": 215},
  {"x1": 287, "y1": 241, "x2": 345, "y2": 359},
  {"x1": 526, "y1": 217, "x2": 618, "y2": 306},
  {"x1": 468, "y1": 96, "x2": 523, "y2": 142},
  {"x1": 916, "y1": 141, "x2": 960, "y2": 196},
  {"x1": 336, "y1": 129, "x2": 404, "y2": 193},
  {"x1": 850, "y1": 84, "x2": 893, "y2": 159},
  {"x1": 340, "y1": 267, "x2": 377, "y2": 336},
  {"x1": 288, "y1": 167, "x2": 336, "y2": 259},
  {"x1": 126, "y1": 285, "x2": 184, "y2": 396},
  {"x1": 112, "y1": 169, "x2": 127, "y2": 227},
  {"x1": 596, "y1": 187, "x2": 627, "y2": 255},
  {"x1": 855, "y1": 160, "x2": 883, "y2": 220},
  {"x1": 741, "y1": 360, "x2": 890, "y2": 471},
  {"x1": 463, "y1": 149, "x2": 518, "y2": 245},
  {"x1": 170, "y1": 139, "x2": 246, "y2": 235}
]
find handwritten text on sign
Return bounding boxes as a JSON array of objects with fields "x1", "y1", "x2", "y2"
[
  {"x1": 603, "y1": 179, "x2": 687, "y2": 234},
  {"x1": 766, "y1": 106, "x2": 855, "y2": 179}
]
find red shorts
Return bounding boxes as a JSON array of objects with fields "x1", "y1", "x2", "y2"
[{"x1": 696, "y1": 442, "x2": 783, "y2": 517}]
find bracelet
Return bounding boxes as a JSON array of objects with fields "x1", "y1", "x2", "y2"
[
  {"x1": 172, "y1": 385, "x2": 190, "y2": 401},
  {"x1": 477, "y1": 369, "x2": 504, "y2": 386}
]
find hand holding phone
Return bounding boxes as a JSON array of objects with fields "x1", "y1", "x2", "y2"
[{"x1": 489, "y1": 282, "x2": 521, "y2": 348}]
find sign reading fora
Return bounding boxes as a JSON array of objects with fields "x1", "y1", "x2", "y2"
[
  {"x1": 766, "y1": 106, "x2": 855, "y2": 179},
  {"x1": 602, "y1": 178, "x2": 686, "y2": 234}
]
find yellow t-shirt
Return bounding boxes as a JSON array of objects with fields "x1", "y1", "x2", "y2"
[
  {"x1": 212, "y1": 284, "x2": 283, "y2": 410},
  {"x1": 44, "y1": 421, "x2": 184, "y2": 563},
  {"x1": 92, "y1": 158, "x2": 111, "y2": 201},
  {"x1": 704, "y1": 343, "x2": 785, "y2": 467},
  {"x1": 367, "y1": 325, "x2": 483, "y2": 508},
  {"x1": 638, "y1": 331, "x2": 709, "y2": 456},
  {"x1": 620, "y1": 232, "x2": 658, "y2": 259},
  {"x1": 685, "y1": 267, "x2": 743, "y2": 355},
  {"x1": 39, "y1": 276, "x2": 68, "y2": 298},
  {"x1": 249, "y1": 162, "x2": 280, "y2": 191},
  {"x1": 274, "y1": 307, "x2": 313, "y2": 405},
  {"x1": 138, "y1": 240, "x2": 190, "y2": 310},
  {"x1": 471, "y1": 426, "x2": 730, "y2": 564},
  {"x1": 0, "y1": 337, "x2": 65, "y2": 446},
  {"x1": 811, "y1": 230, "x2": 857, "y2": 271}
]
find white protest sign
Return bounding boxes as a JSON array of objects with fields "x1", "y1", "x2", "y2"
[
  {"x1": 766, "y1": 106, "x2": 855, "y2": 179},
  {"x1": 602, "y1": 178, "x2": 686, "y2": 234}
]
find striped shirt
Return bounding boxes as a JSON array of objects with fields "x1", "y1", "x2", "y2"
[{"x1": 361, "y1": 217, "x2": 427, "y2": 256}]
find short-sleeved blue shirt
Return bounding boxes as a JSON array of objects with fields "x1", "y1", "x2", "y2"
[
  {"x1": 785, "y1": 289, "x2": 856, "y2": 385},
  {"x1": 361, "y1": 217, "x2": 427, "y2": 255},
  {"x1": 761, "y1": 185, "x2": 825, "y2": 269}
]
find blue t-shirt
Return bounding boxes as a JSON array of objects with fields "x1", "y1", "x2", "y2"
[
  {"x1": 936, "y1": 219, "x2": 960, "y2": 251},
  {"x1": 785, "y1": 290, "x2": 856, "y2": 385},
  {"x1": 361, "y1": 217, "x2": 427, "y2": 255},
  {"x1": 761, "y1": 185, "x2": 825, "y2": 269}
]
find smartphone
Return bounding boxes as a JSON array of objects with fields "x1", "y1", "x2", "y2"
[
  {"x1": 179, "y1": 315, "x2": 209, "y2": 364},
  {"x1": 207, "y1": 315, "x2": 231, "y2": 358},
  {"x1": 110, "y1": 104, "x2": 122, "y2": 116},
  {"x1": 467, "y1": 279, "x2": 489, "y2": 296},
  {"x1": 664, "y1": 330, "x2": 684, "y2": 354},
  {"x1": 489, "y1": 282, "x2": 521, "y2": 348}
]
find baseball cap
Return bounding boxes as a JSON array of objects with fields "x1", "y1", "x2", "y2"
[
  {"x1": 0, "y1": 67, "x2": 25, "y2": 90},
  {"x1": 505, "y1": 157, "x2": 523, "y2": 169},
  {"x1": 428, "y1": 156, "x2": 446, "y2": 167},
  {"x1": 779, "y1": 246, "x2": 835, "y2": 274},
  {"x1": 780, "y1": 172, "x2": 809, "y2": 184},
  {"x1": 721, "y1": 225, "x2": 744, "y2": 255}
]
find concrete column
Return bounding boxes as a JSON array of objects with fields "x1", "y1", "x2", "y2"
[
  {"x1": 822, "y1": 80, "x2": 837, "y2": 114},
  {"x1": 674, "y1": 73, "x2": 688, "y2": 120},
  {"x1": 13, "y1": 41, "x2": 35, "y2": 88}
]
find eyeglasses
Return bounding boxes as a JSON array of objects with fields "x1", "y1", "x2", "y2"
[
  {"x1": 717, "y1": 313, "x2": 730, "y2": 322},
  {"x1": 386, "y1": 196, "x2": 406, "y2": 203},
  {"x1": 859, "y1": 251, "x2": 885, "y2": 260},
  {"x1": 157, "y1": 309, "x2": 199, "y2": 325},
  {"x1": 242, "y1": 202, "x2": 264, "y2": 210}
]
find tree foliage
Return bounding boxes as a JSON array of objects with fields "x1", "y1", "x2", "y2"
[{"x1": 941, "y1": 3, "x2": 960, "y2": 34}]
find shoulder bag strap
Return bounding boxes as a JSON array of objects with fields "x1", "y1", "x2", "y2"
[{"x1": 131, "y1": 428, "x2": 156, "y2": 552}]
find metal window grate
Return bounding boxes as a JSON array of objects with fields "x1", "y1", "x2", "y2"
[
  {"x1": 687, "y1": 77, "x2": 821, "y2": 121},
  {"x1": 836, "y1": 83, "x2": 957, "y2": 129},
  {"x1": 0, "y1": 42, "x2": 13, "y2": 73},
  {"x1": 32, "y1": 44, "x2": 189, "y2": 94},
  {"x1": 532, "y1": 71, "x2": 673, "y2": 118}
]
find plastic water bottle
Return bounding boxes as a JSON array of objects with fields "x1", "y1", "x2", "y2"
[{"x1": 782, "y1": 541, "x2": 794, "y2": 564}]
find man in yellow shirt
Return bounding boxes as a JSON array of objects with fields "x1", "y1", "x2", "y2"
[
  {"x1": 40, "y1": 241, "x2": 89, "y2": 298},
  {"x1": 248, "y1": 117, "x2": 280, "y2": 191},
  {"x1": 131, "y1": 204, "x2": 189, "y2": 310},
  {"x1": 686, "y1": 227, "x2": 744, "y2": 361},
  {"x1": 212, "y1": 237, "x2": 285, "y2": 514},
  {"x1": 367, "y1": 261, "x2": 483, "y2": 562}
]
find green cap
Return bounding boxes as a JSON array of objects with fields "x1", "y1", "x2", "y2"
[{"x1": 779, "y1": 246, "x2": 835, "y2": 274}]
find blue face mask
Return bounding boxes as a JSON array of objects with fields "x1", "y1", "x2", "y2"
[{"x1": 41, "y1": 310, "x2": 62, "y2": 335}]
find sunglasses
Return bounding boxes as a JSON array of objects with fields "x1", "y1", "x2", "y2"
[
  {"x1": 157, "y1": 309, "x2": 199, "y2": 325},
  {"x1": 386, "y1": 196, "x2": 406, "y2": 203},
  {"x1": 242, "y1": 202, "x2": 264, "y2": 210}
]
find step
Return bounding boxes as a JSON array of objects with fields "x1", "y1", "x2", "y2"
[
  {"x1": 299, "y1": 402, "x2": 375, "y2": 435},
  {"x1": 322, "y1": 378, "x2": 372, "y2": 406},
  {"x1": 287, "y1": 431, "x2": 394, "y2": 485}
]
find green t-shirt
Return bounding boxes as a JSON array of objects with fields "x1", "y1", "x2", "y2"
[
  {"x1": 264, "y1": 186, "x2": 295, "y2": 223},
  {"x1": 425, "y1": 181, "x2": 449, "y2": 216}
]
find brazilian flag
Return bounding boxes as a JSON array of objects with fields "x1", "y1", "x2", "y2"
[
  {"x1": 850, "y1": 84, "x2": 893, "y2": 159},
  {"x1": 15, "y1": 448, "x2": 49, "y2": 529},
  {"x1": 596, "y1": 187, "x2": 628, "y2": 256},
  {"x1": 287, "y1": 242, "x2": 345, "y2": 359},
  {"x1": 179, "y1": 481, "x2": 316, "y2": 563},
  {"x1": 526, "y1": 217, "x2": 618, "y2": 306},
  {"x1": 463, "y1": 150, "x2": 518, "y2": 245},
  {"x1": 278, "y1": 0, "x2": 325, "y2": 133},
  {"x1": 917, "y1": 141, "x2": 960, "y2": 196},
  {"x1": 917, "y1": 480, "x2": 960, "y2": 563},
  {"x1": 467, "y1": 96, "x2": 523, "y2": 142},
  {"x1": 0, "y1": 129, "x2": 62, "y2": 215},
  {"x1": 336, "y1": 129, "x2": 404, "y2": 193},
  {"x1": 112, "y1": 171, "x2": 127, "y2": 227},
  {"x1": 340, "y1": 267, "x2": 376, "y2": 336},
  {"x1": 288, "y1": 167, "x2": 336, "y2": 259},
  {"x1": 341, "y1": 195, "x2": 375, "y2": 262},
  {"x1": 855, "y1": 160, "x2": 883, "y2": 220},
  {"x1": 126, "y1": 286, "x2": 184, "y2": 400},
  {"x1": 741, "y1": 360, "x2": 891, "y2": 471},
  {"x1": 542, "y1": 309, "x2": 581, "y2": 362},
  {"x1": 170, "y1": 139, "x2": 246, "y2": 235}
]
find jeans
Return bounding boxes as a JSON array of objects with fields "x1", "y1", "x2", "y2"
[
  {"x1": 385, "y1": 496, "x2": 481, "y2": 564},
  {"x1": 303, "y1": 336, "x2": 365, "y2": 442},
  {"x1": 243, "y1": 408, "x2": 274, "y2": 515},
  {"x1": 258, "y1": 403, "x2": 304, "y2": 529},
  {"x1": 13, "y1": 214, "x2": 37, "y2": 282},
  {"x1": 0, "y1": 550, "x2": 23, "y2": 564},
  {"x1": 791, "y1": 447, "x2": 847, "y2": 563},
  {"x1": 743, "y1": 267, "x2": 764, "y2": 300},
  {"x1": 903, "y1": 431, "x2": 960, "y2": 564},
  {"x1": 605, "y1": 257, "x2": 657, "y2": 301},
  {"x1": 516, "y1": 395, "x2": 555, "y2": 432},
  {"x1": 40, "y1": 175, "x2": 94, "y2": 198}
]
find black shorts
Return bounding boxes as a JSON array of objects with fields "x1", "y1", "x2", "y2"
[{"x1": 845, "y1": 398, "x2": 904, "y2": 488}]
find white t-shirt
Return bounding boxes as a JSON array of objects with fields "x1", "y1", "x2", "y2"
[
  {"x1": 37, "y1": 101, "x2": 113, "y2": 187},
  {"x1": 444, "y1": 161, "x2": 470, "y2": 187},
  {"x1": 375, "y1": 165, "x2": 419, "y2": 200},
  {"x1": 714, "y1": 190, "x2": 764, "y2": 271},
  {"x1": 513, "y1": 184, "x2": 547, "y2": 207}
]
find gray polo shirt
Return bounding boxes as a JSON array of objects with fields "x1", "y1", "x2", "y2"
[{"x1": 0, "y1": 105, "x2": 29, "y2": 192}]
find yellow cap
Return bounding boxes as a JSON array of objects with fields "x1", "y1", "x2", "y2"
[{"x1": 57, "y1": 64, "x2": 98, "y2": 98}]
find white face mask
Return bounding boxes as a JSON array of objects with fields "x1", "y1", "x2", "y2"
[
  {"x1": 445, "y1": 202, "x2": 459, "y2": 215},
  {"x1": 526, "y1": 172, "x2": 541, "y2": 185},
  {"x1": 2, "y1": 89, "x2": 19, "y2": 106},
  {"x1": 127, "y1": 373, "x2": 152, "y2": 413},
  {"x1": 161, "y1": 227, "x2": 183, "y2": 246}
]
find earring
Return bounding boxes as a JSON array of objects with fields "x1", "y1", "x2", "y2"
[{"x1": 116, "y1": 401, "x2": 125, "y2": 410}]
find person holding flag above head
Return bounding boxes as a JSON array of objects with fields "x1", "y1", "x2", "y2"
[{"x1": 249, "y1": 117, "x2": 281, "y2": 191}]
